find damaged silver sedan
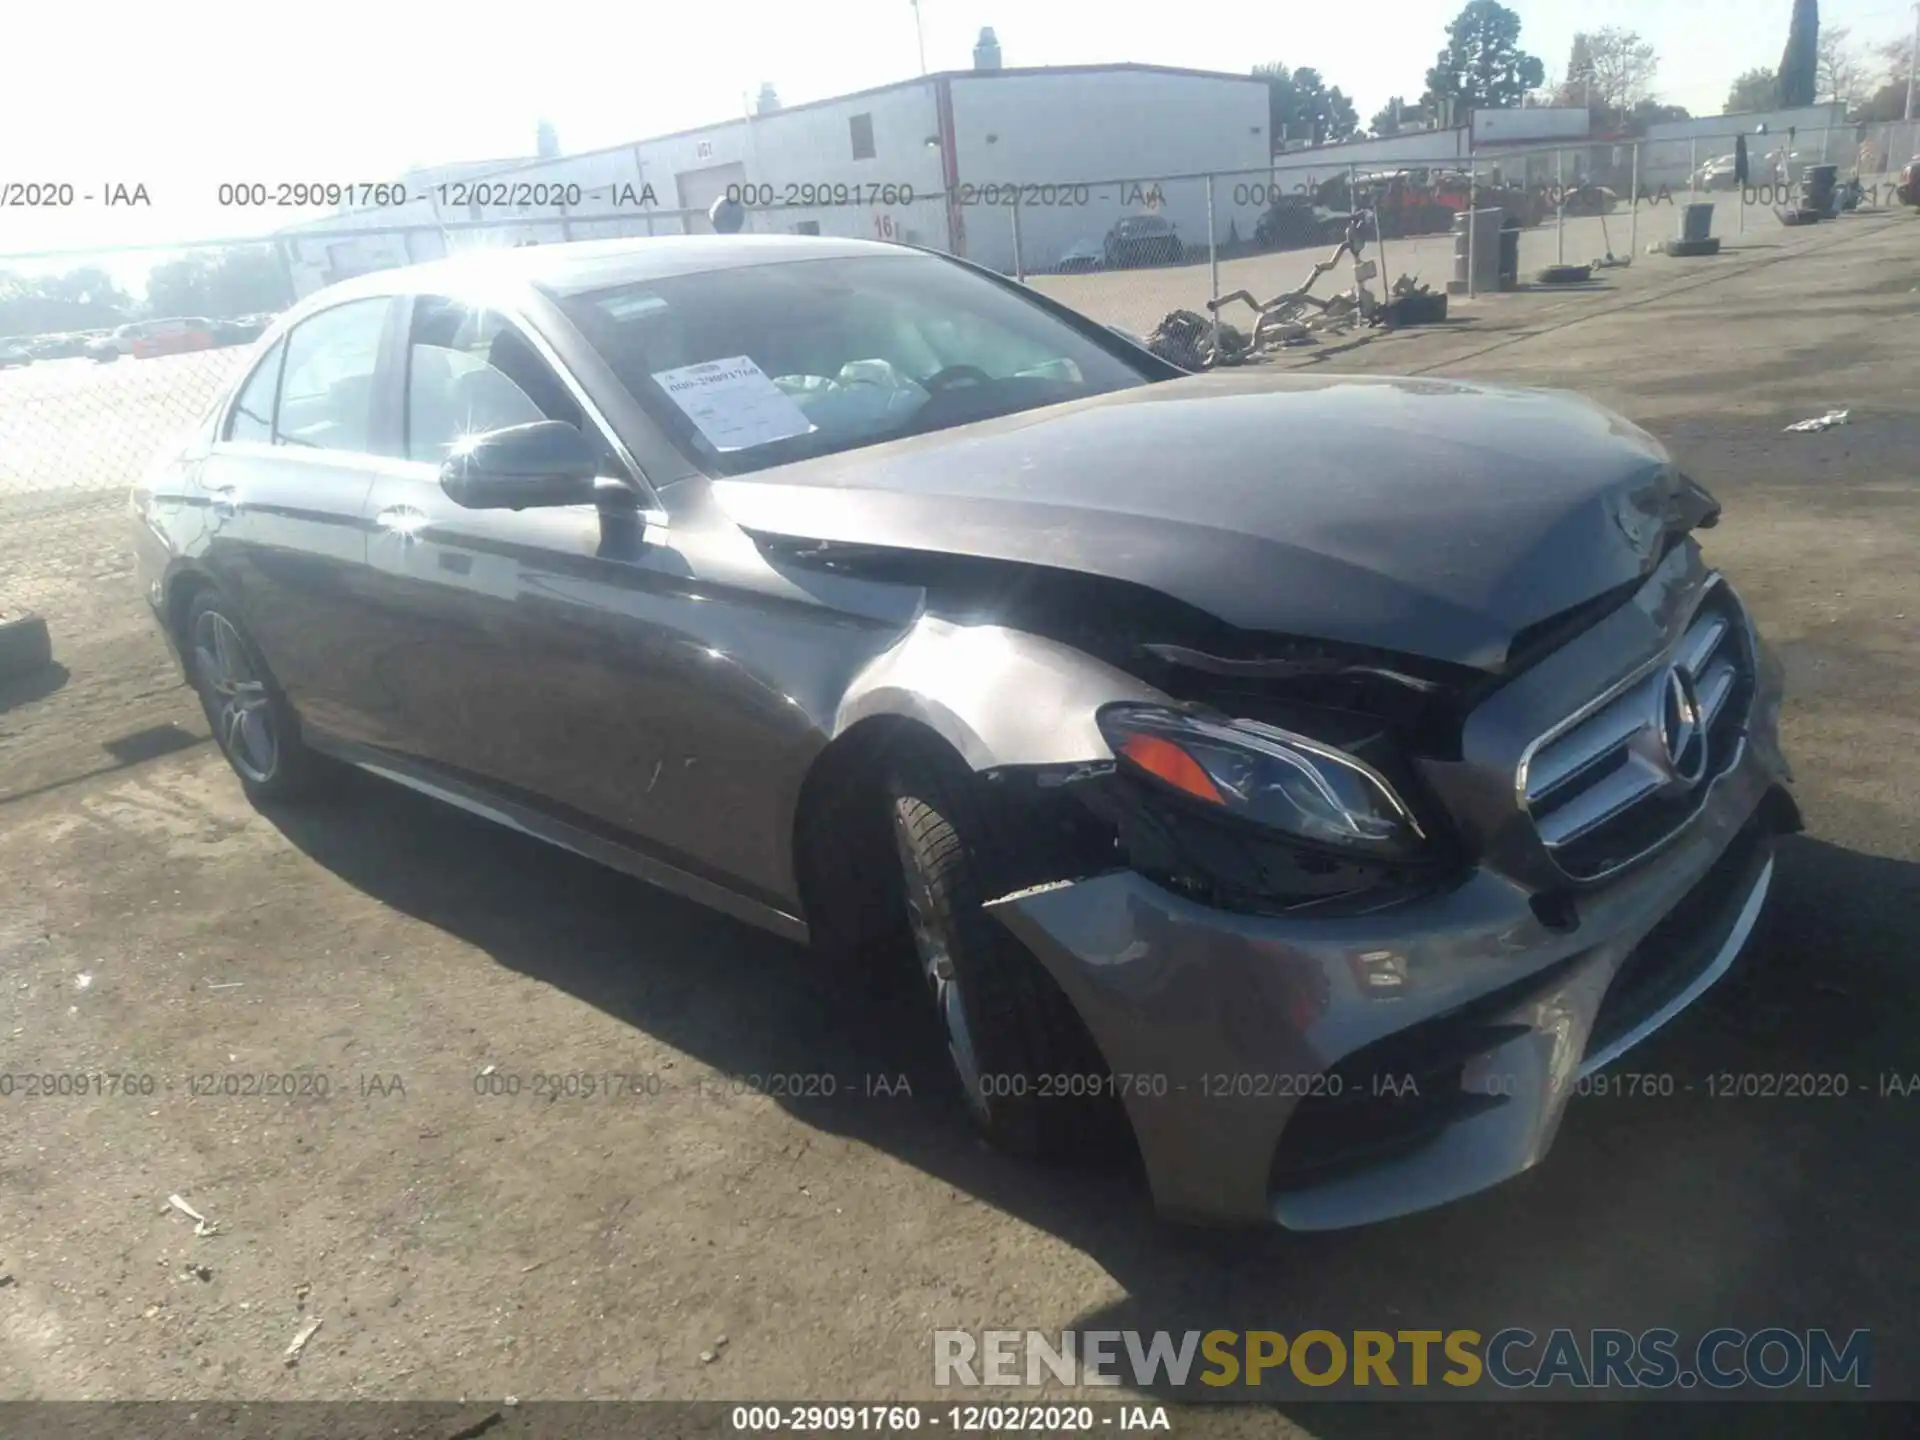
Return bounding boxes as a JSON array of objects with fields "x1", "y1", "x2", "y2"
[{"x1": 132, "y1": 235, "x2": 1798, "y2": 1228}]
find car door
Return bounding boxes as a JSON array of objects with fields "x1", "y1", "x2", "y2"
[
  {"x1": 360, "y1": 292, "x2": 909, "y2": 922},
  {"x1": 195, "y1": 294, "x2": 409, "y2": 744},
  {"x1": 356, "y1": 295, "x2": 680, "y2": 812}
]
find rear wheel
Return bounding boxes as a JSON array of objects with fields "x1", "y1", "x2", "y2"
[
  {"x1": 886, "y1": 745, "x2": 1125, "y2": 1161},
  {"x1": 186, "y1": 590, "x2": 325, "y2": 804}
]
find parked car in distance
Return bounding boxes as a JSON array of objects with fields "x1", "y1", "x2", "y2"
[
  {"x1": 1053, "y1": 237, "x2": 1104, "y2": 273},
  {"x1": 1102, "y1": 214, "x2": 1183, "y2": 268},
  {"x1": 132, "y1": 235, "x2": 1798, "y2": 1230},
  {"x1": 88, "y1": 316, "x2": 219, "y2": 362},
  {"x1": 1898, "y1": 157, "x2": 1920, "y2": 209},
  {"x1": 28, "y1": 332, "x2": 94, "y2": 360},
  {"x1": 211, "y1": 314, "x2": 271, "y2": 346},
  {"x1": 1253, "y1": 195, "x2": 1352, "y2": 251}
]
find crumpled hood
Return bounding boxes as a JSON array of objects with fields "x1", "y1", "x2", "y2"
[{"x1": 710, "y1": 371, "x2": 1689, "y2": 672}]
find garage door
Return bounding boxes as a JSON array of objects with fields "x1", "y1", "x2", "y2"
[{"x1": 675, "y1": 163, "x2": 748, "y2": 234}]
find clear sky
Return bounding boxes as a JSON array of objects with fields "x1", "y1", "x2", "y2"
[{"x1": 5, "y1": 0, "x2": 1916, "y2": 261}]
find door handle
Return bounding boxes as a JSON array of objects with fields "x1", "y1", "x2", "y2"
[{"x1": 207, "y1": 484, "x2": 238, "y2": 514}]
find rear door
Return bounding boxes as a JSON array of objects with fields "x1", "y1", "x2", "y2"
[{"x1": 195, "y1": 294, "x2": 408, "y2": 743}]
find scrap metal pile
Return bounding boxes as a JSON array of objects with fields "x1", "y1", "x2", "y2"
[{"x1": 1144, "y1": 213, "x2": 1441, "y2": 371}]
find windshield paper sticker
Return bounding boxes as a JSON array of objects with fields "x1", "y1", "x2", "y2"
[{"x1": 650, "y1": 356, "x2": 817, "y2": 451}]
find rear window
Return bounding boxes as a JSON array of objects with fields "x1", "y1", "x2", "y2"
[{"x1": 548, "y1": 252, "x2": 1151, "y2": 477}]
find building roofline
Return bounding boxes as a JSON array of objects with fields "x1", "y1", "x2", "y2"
[{"x1": 385, "y1": 63, "x2": 1267, "y2": 189}]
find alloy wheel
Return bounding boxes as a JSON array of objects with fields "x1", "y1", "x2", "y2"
[
  {"x1": 893, "y1": 813, "x2": 990, "y2": 1123},
  {"x1": 193, "y1": 609, "x2": 278, "y2": 784}
]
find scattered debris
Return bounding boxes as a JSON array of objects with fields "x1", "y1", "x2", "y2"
[
  {"x1": 1164, "y1": 215, "x2": 1426, "y2": 369},
  {"x1": 206, "y1": 982, "x2": 243, "y2": 991},
  {"x1": 74, "y1": 973, "x2": 93, "y2": 990},
  {"x1": 1381, "y1": 278, "x2": 1448, "y2": 327},
  {"x1": 1536, "y1": 263, "x2": 1595, "y2": 285},
  {"x1": 144, "y1": 1304, "x2": 162, "y2": 1319},
  {"x1": 1142, "y1": 309, "x2": 1253, "y2": 370},
  {"x1": 1591, "y1": 253, "x2": 1632, "y2": 269},
  {"x1": 187, "y1": 1264, "x2": 212, "y2": 1282},
  {"x1": 698, "y1": 1349, "x2": 718, "y2": 1364},
  {"x1": 283, "y1": 1317, "x2": 323, "y2": 1366},
  {"x1": 294, "y1": 1280, "x2": 312, "y2": 1307},
  {"x1": 0, "y1": 1274, "x2": 13, "y2": 1288},
  {"x1": 1783, "y1": 409, "x2": 1850, "y2": 433},
  {"x1": 714, "y1": 1334, "x2": 729, "y2": 1349},
  {"x1": 166, "y1": 1194, "x2": 219, "y2": 1237}
]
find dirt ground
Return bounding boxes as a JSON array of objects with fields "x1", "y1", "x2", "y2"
[{"x1": 3, "y1": 209, "x2": 1918, "y2": 1429}]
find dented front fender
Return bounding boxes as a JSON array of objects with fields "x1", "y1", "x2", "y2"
[{"x1": 832, "y1": 615, "x2": 1165, "y2": 770}]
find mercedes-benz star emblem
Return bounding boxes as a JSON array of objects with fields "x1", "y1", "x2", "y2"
[{"x1": 1658, "y1": 665, "x2": 1707, "y2": 785}]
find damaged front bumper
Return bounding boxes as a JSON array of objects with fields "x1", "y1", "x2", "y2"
[{"x1": 986, "y1": 588, "x2": 1796, "y2": 1229}]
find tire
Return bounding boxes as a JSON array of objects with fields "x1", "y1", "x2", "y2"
[
  {"x1": 1662, "y1": 237, "x2": 1722, "y2": 257},
  {"x1": 184, "y1": 589, "x2": 325, "y2": 804},
  {"x1": 0, "y1": 610, "x2": 53, "y2": 681},
  {"x1": 885, "y1": 745, "x2": 1124, "y2": 1161},
  {"x1": 1536, "y1": 263, "x2": 1595, "y2": 284}
]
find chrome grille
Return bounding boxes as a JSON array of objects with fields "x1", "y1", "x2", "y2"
[{"x1": 1519, "y1": 578, "x2": 1755, "y2": 881}]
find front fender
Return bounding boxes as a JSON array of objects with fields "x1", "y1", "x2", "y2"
[{"x1": 831, "y1": 616, "x2": 1166, "y2": 769}]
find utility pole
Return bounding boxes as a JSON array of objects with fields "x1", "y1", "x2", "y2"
[
  {"x1": 911, "y1": 0, "x2": 928, "y2": 76},
  {"x1": 1906, "y1": 2, "x2": 1919, "y2": 122}
]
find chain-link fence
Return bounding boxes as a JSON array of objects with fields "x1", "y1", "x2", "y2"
[{"x1": 5, "y1": 129, "x2": 1913, "y2": 658}]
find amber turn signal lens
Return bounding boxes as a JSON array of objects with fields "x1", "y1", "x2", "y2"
[{"x1": 1118, "y1": 733, "x2": 1224, "y2": 805}]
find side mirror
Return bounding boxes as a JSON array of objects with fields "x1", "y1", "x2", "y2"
[{"x1": 439, "y1": 420, "x2": 601, "y2": 510}]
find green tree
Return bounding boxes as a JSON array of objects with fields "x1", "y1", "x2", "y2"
[
  {"x1": 1777, "y1": 0, "x2": 1819, "y2": 108},
  {"x1": 1585, "y1": 28, "x2": 1659, "y2": 115},
  {"x1": 1556, "y1": 32, "x2": 1596, "y2": 107},
  {"x1": 1368, "y1": 95, "x2": 1426, "y2": 135},
  {"x1": 1254, "y1": 62, "x2": 1359, "y2": 144},
  {"x1": 1628, "y1": 99, "x2": 1691, "y2": 130},
  {"x1": 0, "y1": 267, "x2": 134, "y2": 336},
  {"x1": 143, "y1": 246, "x2": 291, "y2": 319},
  {"x1": 1423, "y1": 1, "x2": 1546, "y2": 119},
  {"x1": 1816, "y1": 25, "x2": 1867, "y2": 107},
  {"x1": 1290, "y1": 67, "x2": 1360, "y2": 142},
  {"x1": 1726, "y1": 65, "x2": 1780, "y2": 112},
  {"x1": 1852, "y1": 34, "x2": 1914, "y2": 119}
]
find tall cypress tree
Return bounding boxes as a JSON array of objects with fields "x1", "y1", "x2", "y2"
[{"x1": 1777, "y1": 0, "x2": 1819, "y2": 107}]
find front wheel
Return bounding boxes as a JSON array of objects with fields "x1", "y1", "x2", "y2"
[
  {"x1": 186, "y1": 590, "x2": 325, "y2": 804},
  {"x1": 886, "y1": 747, "x2": 1125, "y2": 1161}
]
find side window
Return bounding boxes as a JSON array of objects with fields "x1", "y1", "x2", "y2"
[
  {"x1": 403, "y1": 297, "x2": 587, "y2": 464},
  {"x1": 224, "y1": 338, "x2": 285, "y2": 443},
  {"x1": 274, "y1": 298, "x2": 393, "y2": 456}
]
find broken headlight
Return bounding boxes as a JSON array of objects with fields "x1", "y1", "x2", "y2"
[{"x1": 1097, "y1": 703, "x2": 1426, "y2": 861}]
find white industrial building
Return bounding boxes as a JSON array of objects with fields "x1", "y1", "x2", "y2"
[{"x1": 279, "y1": 61, "x2": 1273, "y2": 294}]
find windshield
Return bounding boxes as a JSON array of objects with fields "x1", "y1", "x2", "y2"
[{"x1": 548, "y1": 251, "x2": 1152, "y2": 477}]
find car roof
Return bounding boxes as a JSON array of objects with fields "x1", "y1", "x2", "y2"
[{"x1": 306, "y1": 234, "x2": 914, "y2": 310}]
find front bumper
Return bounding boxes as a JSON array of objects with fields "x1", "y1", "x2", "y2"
[{"x1": 988, "y1": 563, "x2": 1795, "y2": 1229}]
